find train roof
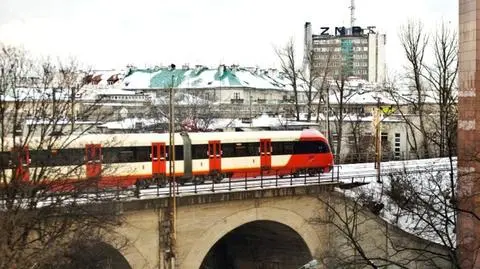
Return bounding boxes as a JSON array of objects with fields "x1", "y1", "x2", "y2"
[
  {"x1": 187, "y1": 130, "x2": 324, "y2": 144},
  {"x1": 2, "y1": 129, "x2": 328, "y2": 149}
]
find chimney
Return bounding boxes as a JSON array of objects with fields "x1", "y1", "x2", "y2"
[{"x1": 218, "y1": 64, "x2": 225, "y2": 76}]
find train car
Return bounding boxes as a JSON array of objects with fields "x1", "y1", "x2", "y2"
[{"x1": 0, "y1": 129, "x2": 333, "y2": 190}]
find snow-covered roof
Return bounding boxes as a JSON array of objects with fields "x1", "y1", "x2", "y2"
[
  {"x1": 327, "y1": 90, "x2": 397, "y2": 105},
  {"x1": 122, "y1": 66, "x2": 290, "y2": 91},
  {"x1": 2, "y1": 87, "x2": 76, "y2": 102},
  {"x1": 98, "y1": 117, "x2": 165, "y2": 130},
  {"x1": 83, "y1": 69, "x2": 126, "y2": 87},
  {"x1": 209, "y1": 114, "x2": 319, "y2": 130}
]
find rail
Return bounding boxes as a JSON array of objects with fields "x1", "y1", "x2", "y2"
[{"x1": 0, "y1": 157, "x2": 457, "y2": 208}]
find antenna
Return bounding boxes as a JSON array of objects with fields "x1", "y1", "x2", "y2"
[{"x1": 350, "y1": 0, "x2": 356, "y2": 27}]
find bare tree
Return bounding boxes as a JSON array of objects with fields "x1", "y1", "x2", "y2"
[
  {"x1": 423, "y1": 22, "x2": 458, "y2": 157},
  {"x1": 330, "y1": 77, "x2": 357, "y2": 163},
  {"x1": 148, "y1": 86, "x2": 219, "y2": 132},
  {"x1": 0, "y1": 45, "x2": 129, "y2": 269},
  {"x1": 299, "y1": 47, "x2": 320, "y2": 121},
  {"x1": 386, "y1": 20, "x2": 430, "y2": 159},
  {"x1": 344, "y1": 115, "x2": 375, "y2": 163},
  {"x1": 314, "y1": 183, "x2": 455, "y2": 269},
  {"x1": 275, "y1": 38, "x2": 301, "y2": 121},
  {"x1": 174, "y1": 90, "x2": 219, "y2": 132},
  {"x1": 315, "y1": 49, "x2": 334, "y2": 127}
]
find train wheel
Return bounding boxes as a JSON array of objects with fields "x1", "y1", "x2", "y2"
[
  {"x1": 192, "y1": 176, "x2": 205, "y2": 184},
  {"x1": 210, "y1": 172, "x2": 223, "y2": 183},
  {"x1": 155, "y1": 177, "x2": 167, "y2": 188}
]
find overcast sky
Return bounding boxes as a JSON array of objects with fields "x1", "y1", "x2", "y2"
[{"x1": 0, "y1": 0, "x2": 457, "y2": 73}]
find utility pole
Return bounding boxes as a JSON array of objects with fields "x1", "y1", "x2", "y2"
[
  {"x1": 326, "y1": 87, "x2": 331, "y2": 144},
  {"x1": 373, "y1": 97, "x2": 382, "y2": 183},
  {"x1": 168, "y1": 72, "x2": 177, "y2": 269}
]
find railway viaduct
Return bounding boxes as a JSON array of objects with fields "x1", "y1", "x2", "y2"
[{"x1": 98, "y1": 182, "x2": 452, "y2": 269}]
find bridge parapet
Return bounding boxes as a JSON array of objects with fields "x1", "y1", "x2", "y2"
[{"x1": 119, "y1": 182, "x2": 339, "y2": 213}]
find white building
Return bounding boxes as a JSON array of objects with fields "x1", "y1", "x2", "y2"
[{"x1": 304, "y1": 22, "x2": 386, "y2": 83}]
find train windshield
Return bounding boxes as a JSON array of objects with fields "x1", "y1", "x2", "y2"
[{"x1": 293, "y1": 141, "x2": 330, "y2": 154}]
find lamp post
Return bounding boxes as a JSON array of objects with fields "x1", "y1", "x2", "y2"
[{"x1": 168, "y1": 72, "x2": 177, "y2": 269}]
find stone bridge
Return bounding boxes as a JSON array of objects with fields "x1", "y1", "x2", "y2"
[{"x1": 101, "y1": 183, "x2": 451, "y2": 269}]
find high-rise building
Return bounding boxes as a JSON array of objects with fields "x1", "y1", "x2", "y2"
[{"x1": 304, "y1": 22, "x2": 386, "y2": 83}]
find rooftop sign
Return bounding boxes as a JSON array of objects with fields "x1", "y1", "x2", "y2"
[{"x1": 320, "y1": 26, "x2": 376, "y2": 37}]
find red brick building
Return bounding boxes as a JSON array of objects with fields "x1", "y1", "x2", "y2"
[{"x1": 458, "y1": 0, "x2": 480, "y2": 267}]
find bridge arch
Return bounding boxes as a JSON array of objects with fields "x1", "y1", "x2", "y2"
[
  {"x1": 181, "y1": 206, "x2": 321, "y2": 269},
  {"x1": 67, "y1": 240, "x2": 132, "y2": 269}
]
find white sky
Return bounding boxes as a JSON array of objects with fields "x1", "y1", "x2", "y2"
[{"x1": 0, "y1": 0, "x2": 457, "y2": 73}]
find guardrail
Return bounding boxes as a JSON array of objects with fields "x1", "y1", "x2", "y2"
[{"x1": 0, "y1": 157, "x2": 457, "y2": 208}]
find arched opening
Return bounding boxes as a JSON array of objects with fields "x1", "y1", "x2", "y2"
[
  {"x1": 62, "y1": 241, "x2": 132, "y2": 269},
  {"x1": 200, "y1": 220, "x2": 312, "y2": 269}
]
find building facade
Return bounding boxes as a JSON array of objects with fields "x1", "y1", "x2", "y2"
[
  {"x1": 304, "y1": 22, "x2": 386, "y2": 83},
  {"x1": 457, "y1": 0, "x2": 480, "y2": 268}
]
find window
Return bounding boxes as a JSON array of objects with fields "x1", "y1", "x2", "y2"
[
  {"x1": 394, "y1": 133, "x2": 401, "y2": 159},
  {"x1": 30, "y1": 148, "x2": 84, "y2": 167},
  {"x1": 293, "y1": 141, "x2": 330, "y2": 154},
  {"x1": 220, "y1": 142, "x2": 259, "y2": 157},
  {"x1": 222, "y1": 143, "x2": 235, "y2": 157},
  {"x1": 381, "y1": 132, "x2": 388, "y2": 143},
  {"x1": 165, "y1": 146, "x2": 183, "y2": 161},
  {"x1": 234, "y1": 143, "x2": 248, "y2": 156},
  {"x1": 233, "y1": 92, "x2": 241, "y2": 100},
  {"x1": 272, "y1": 142, "x2": 284, "y2": 154},
  {"x1": 103, "y1": 146, "x2": 150, "y2": 163},
  {"x1": 192, "y1": 144, "x2": 208, "y2": 159}
]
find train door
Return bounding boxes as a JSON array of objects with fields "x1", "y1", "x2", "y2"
[
  {"x1": 208, "y1": 140, "x2": 221, "y2": 173},
  {"x1": 12, "y1": 146, "x2": 30, "y2": 181},
  {"x1": 260, "y1": 139, "x2": 272, "y2": 170},
  {"x1": 85, "y1": 144, "x2": 102, "y2": 178},
  {"x1": 151, "y1": 142, "x2": 166, "y2": 176}
]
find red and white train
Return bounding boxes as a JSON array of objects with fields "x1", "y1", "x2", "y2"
[{"x1": 1, "y1": 129, "x2": 334, "y2": 189}]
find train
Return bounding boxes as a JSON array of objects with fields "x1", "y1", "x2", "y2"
[{"x1": 0, "y1": 129, "x2": 334, "y2": 190}]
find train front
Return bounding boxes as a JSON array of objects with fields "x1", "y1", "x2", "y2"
[{"x1": 297, "y1": 129, "x2": 334, "y2": 173}]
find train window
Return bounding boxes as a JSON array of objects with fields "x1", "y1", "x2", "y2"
[
  {"x1": 29, "y1": 150, "x2": 48, "y2": 166},
  {"x1": 119, "y1": 151, "x2": 134, "y2": 162},
  {"x1": 175, "y1": 146, "x2": 183, "y2": 160},
  {"x1": 318, "y1": 142, "x2": 330, "y2": 153},
  {"x1": 0, "y1": 152, "x2": 10, "y2": 168},
  {"x1": 192, "y1": 144, "x2": 208, "y2": 159},
  {"x1": 283, "y1": 142, "x2": 294, "y2": 154},
  {"x1": 272, "y1": 142, "x2": 283, "y2": 154},
  {"x1": 221, "y1": 143, "x2": 235, "y2": 158},
  {"x1": 134, "y1": 147, "x2": 150, "y2": 162},
  {"x1": 247, "y1": 143, "x2": 259, "y2": 156},
  {"x1": 103, "y1": 147, "x2": 150, "y2": 163},
  {"x1": 56, "y1": 149, "x2": 84, "y2": 165},
  {"x1": 165, "y1": 146, "x2": 183, "y2": 161},
  {"x1": 234, "y1": 143, "x2": 248, "y2": 156},
  {"x1": 30, "y1": 148, "x2": 84, "y2": 167},
  {"x1": 293, "y1": 141, "x2": 330, "y2": 154}
]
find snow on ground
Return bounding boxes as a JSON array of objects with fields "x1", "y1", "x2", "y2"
[{"x1": 338, "y1": 157, "x2": 457, "y2": 246}]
